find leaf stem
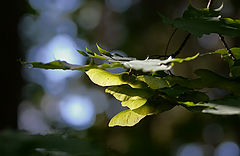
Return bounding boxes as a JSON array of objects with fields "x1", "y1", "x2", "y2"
[
  {"x1": 219, "y1": 34, "x2": 236, "y2": 61},
  {"x1": 149, "y1": 54, "x2": 171, "y2": 59},
  {"x1": 164, "y1": 28, "x2": 177, "y2": 56},
  {"x1": 172, "y1": 33, "x2": 191, "y2": 57}
]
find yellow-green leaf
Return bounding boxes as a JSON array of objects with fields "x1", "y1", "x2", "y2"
[
  {"x1": 105, "y1": 85, "x2": 152, "y2": 109},
  {"x1": 86, "y1": 69, "x2": 146, "y2": 88},
  {"x1": 108, "y1": 109, "x2": 146, "y2": 127},
  {"x1": 137, "y1": 75, "x2": 169, "y2": 89},
  {"x1": 172, "y1": 53, "x2": 199, "y2": 63}
]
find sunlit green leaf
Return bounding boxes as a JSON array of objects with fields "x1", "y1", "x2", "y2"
[
  {"x1": 108, "y1": 96, "x2": 176, "y2": 127},
  {"x1": 172, "y1": 53, "x2": 199, "y2": 63},
  {"x1": 105, "y1": 85, "x2": 152, "y2": 109},
  {"x1": 209, "y1": 48, "x2": 240, "y2": 78},
  {"x1": 211, "y1": 48, "x2": 240, "y2": 66},
  {"x1": 77, "y1": 50, "x2": 88, "y2": 57},
  {"x1": 96, "y1": 44, "x2": 112, "y2": 57},
  {"x1": 137, "y1": 75, "x2": 169, "y2": 89},
  {"x1": 86, "y1": 69, "x2": 146, "y2": 88},
  {"x1": 159, "y1": 5, "x2": 240, "y2": 37},
  {"x1": 86, "y1": 48, "x2": 94, "y2": 55},
  {"x1": 108, "y1": 109, "x2": 146, "y2": 127}
]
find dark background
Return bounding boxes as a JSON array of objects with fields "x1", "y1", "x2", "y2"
[{"x1": 1, "y1": 0, "x2": 240, "y2": 155}]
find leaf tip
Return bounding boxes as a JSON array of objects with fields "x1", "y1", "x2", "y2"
[
  {"x1": 96, "y1": 43, "x2": 112, "y2": 56},
  {"x1": 86, "y1": 48, "x2": 94, "y2": 55},
  {"x1": 77, "y1": 49, "x2": 88, "y2": 57}
]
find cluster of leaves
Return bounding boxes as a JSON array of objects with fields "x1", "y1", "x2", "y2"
[{"x1": 23, "y1": 4, "x2": 240, "y2": 127}]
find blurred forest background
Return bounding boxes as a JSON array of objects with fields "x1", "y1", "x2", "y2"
[{"x1": 1, "y1": 0, "x2": 240, "y2": 155}]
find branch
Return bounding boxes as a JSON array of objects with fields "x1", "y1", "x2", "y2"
[
  {"x1": 172, "y1": 33, "x2": 191, "y2": 57},
  {"x1": 164, "y1": 28, "x2": 177, "y2": 56},
  {"x1": 206, "y1": 0, "x2": 236, "y2": 61},
  {"x1": 149, "y1": 54, "x2": 171, "y2": 59},
  {"x1": 219, "y1": 35, "x2": 236, "y2": 61}
]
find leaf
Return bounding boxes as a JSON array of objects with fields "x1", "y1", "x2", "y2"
[
  {"x1": 177, "y1": 91, "x2": 209, "y2": 103},
  {"x1": 86, "y1": 69, "x2": 126, "y2": 87},
  {"x1": 133, "y1": 95, "x2": 177, "y2": 115},
  {"x1": 159, "y1": 86, "x2": 191, "y2": 98},
  {"x1": 231, "y1": 64, "x2": 240, "y2": 78},
  {"x1": 108, "y1": 95, "x2": 176, "y2": 127},
  {"x1": 77, "y1": 50, "x2": 88, "y2": 57},
  {"x1": 105, "y1": 85, "x2": 152, "y2": 109},
  {"x1": 203, "y1": 104, "x2": 240, "y2": 115},
  {"x1": 94, "y1": 46, "x2": 199, "y2": 72},
  {"x1": 137, "y1": 75, "x2": 169, "y2": 89},
  {"x1": 181, "y1": 95, "x2": 240, "y2": 115},
  {"x1": 86, "y1": 48, "x2": 94, "y2": 55},
  {"x1": 65, "y1": 46, "x2": 200, "y2": 73},
  {"x1": 179, "y1": 101, "x2": 211, "y2": 112},
  {"x1": 108, "y1": 109, "x2": 146, "y2": 127},
  {"x1": 113, "y1": 54, "x2": 199, "y2": 72},
  {"x1": 159, "y1": 86, "x2": 209, "y2": 103},
  {"x1": 209, "y1": 95, "x2": 240, "y2": 106},
  {"x1": 209, "y1": 48, "x2": 240, "y2": 78},
  {"x1": 194, "y1": 69, "x2": 240, "y2": 95},
  {"x1": 120, "y1": 56, "x2": 174, "y2": 72},
  {"x1": 86, "y1": 69, "x2": 146, "y2": 88},
  {"x1": 164, "y1": 69, "x2": 240, "y2": 96},
  {"x1": 22, "y1": 60, "x2": 127, "y2": 72},
  {"x1": 211, "y1": 48, "x2": 240, "y2": 66},
  {"x1": 171, "y1": 53, "x2": 199, "y2": 63},
  {"x1": 203, "y1": 96, "x2": 240, "y2": 115},
  {"x1": 159, "y1": 5, "x2": 240, "y2": 37},
  {"x1": 96, "y1": 44, "x2": 112, "y2": 57},
  {"x1": 22, "y1": 60, "x2": 76, "y2": 70},
  {"x1": 121, "y1": 98, "x2": 148, "y2": 110}
]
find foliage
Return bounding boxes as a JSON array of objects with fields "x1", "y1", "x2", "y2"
[
  {"x1": 22, "y1": 3, "x2": 240, "y2": 127},
  {"x1": 159, "y1": 4, "x2": 240, "y2": 37},
  {"x1": 0, "y1": 130, "x2": 105, "y2": 156}
]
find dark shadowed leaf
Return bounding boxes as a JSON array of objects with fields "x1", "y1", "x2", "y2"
[
  {"x1": 164, "y1": 69, "x2": 240, "y2": 96},
  {"x1": 159, "y1": 5, "x2": 240, "y2": 37},
  {"x1": 0, "y1": 130, "x2": 104, "y2": 156},
  {"x1": 137, "y1": 75, "x2": 169, "y2": 89}
]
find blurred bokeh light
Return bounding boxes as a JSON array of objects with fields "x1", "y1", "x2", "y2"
[
  {"x1": 177, "y1": 143, "x2": 203, "y2": 156},
  {"x1": 59, "y1": 95, "x2": 95, "y2": 129},
  {"x1": 215, "y1": 141, "x2": 240, "y2": 156}
]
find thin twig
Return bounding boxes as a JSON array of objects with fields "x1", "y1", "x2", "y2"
[
  {"x1": 164, "y1": 28, "x2": 177, "y2": 56},
  {"x1": 206, "y1": 0, "x2": 235, "y2": 60},
  {"x1": 149, "y1": 54, "x2": 171, "y2": 59},
  {"x1": 219, "y1": 34, "x2": 236, "y2": 61},
  {"x1": 172, "y1": 33, "x2": 191, "y2": 57}
]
